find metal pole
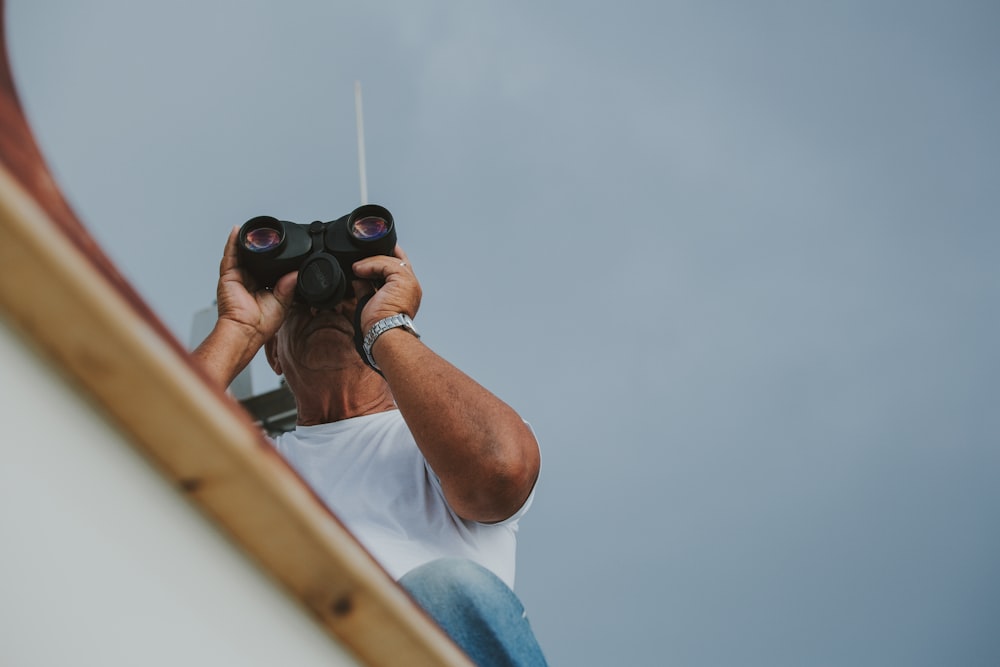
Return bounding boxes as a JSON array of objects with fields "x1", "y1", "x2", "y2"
[{"x1": 354, "y1": 81, "x2": 368, "y2": 205}]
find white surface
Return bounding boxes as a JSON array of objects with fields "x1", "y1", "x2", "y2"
[{"x1": 0, "y1": 317, "x2": 359, "y2": 667}]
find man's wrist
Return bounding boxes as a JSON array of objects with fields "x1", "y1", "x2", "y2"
[
  {"x1": 192, "y1": 319, "x2": 262, "y2": 390},
  {"x1": 363, "y1": 313, "x2": 420, "y2": 370}
]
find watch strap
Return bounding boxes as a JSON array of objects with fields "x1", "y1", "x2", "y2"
[{"x1": 362, "y1": 313, "x2": 420, "y2": 370}]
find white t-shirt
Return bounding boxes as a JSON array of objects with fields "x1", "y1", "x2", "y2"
[{"x1": 273, "y1": 409, "x2": 532, "y2": 589}]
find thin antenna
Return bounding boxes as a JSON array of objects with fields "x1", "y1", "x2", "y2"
[{"x1": 354, "y1": 81, "x2": 368, "y2": 205}]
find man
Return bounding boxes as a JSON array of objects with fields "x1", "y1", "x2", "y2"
[{"x1": 192, "y1": 227, "x2": 547, "y2": 666}]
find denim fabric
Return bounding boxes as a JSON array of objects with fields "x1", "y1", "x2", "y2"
[{"x1": 399, "y1": 558, "x2": 548, "y2": 667}]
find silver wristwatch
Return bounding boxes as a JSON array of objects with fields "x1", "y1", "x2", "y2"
[{"x1": 362, "y1": 313, "x2": 420, "y2": 369}]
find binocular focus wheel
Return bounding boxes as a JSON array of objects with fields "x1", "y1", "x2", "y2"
[{"x1": 298, "y1": 254, "x2": 347, "y2": 306}]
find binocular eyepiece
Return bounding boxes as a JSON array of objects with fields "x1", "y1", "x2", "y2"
[{"x1": 237, "y1": 204, "x2": 397, "y2": 309}]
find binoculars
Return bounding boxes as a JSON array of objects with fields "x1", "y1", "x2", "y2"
[{"x1": 237, "y1": 204, "x2": 397, "y2": 309}]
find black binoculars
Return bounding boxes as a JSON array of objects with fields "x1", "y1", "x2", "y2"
[{"x1": 237, "y1": 204, "x2": 397, "y2": 309}]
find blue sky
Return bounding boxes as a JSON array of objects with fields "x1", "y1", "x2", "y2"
[{"x1": 9, "y1": 2, "x2": 1000, "y2": 665}]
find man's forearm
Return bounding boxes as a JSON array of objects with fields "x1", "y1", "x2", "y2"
[{"x1": 372, "y1": 328, "x2": 541, "y2": 523}]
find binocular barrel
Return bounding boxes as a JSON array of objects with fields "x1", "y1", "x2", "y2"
[{"x1": 237, "y1": 204, "x2": 397, "y2": 309}]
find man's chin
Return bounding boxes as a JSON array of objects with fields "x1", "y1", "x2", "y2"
[{"x1": 302, "y1": 323, "x2": 356, "y2": 343}]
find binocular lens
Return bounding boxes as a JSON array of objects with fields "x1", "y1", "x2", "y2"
[
  {"x1": 244, "y1": 227, "x2": 283, "y2": 253},
  {"x1": 350, "y1": 216, "x2": 391, "y2": 241}
]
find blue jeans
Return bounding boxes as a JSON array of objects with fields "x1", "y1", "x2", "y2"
[{"x1": 399, "y1": 558, "x2": 548, "y2": 667}]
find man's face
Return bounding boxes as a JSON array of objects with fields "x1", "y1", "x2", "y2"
[{"x1": 265, "y1": 291, "x2": 367, "y2": 381}]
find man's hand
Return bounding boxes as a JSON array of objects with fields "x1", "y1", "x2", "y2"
[
  {"x1": 352, "y1": 246, "x2": 423, "y2": 334},
  {"x1": 191, "y1": 227, "x2": 298, "y2": 389},
  {"x1": 216, "y1": 226, "x2": 298, "y2": 341}
]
